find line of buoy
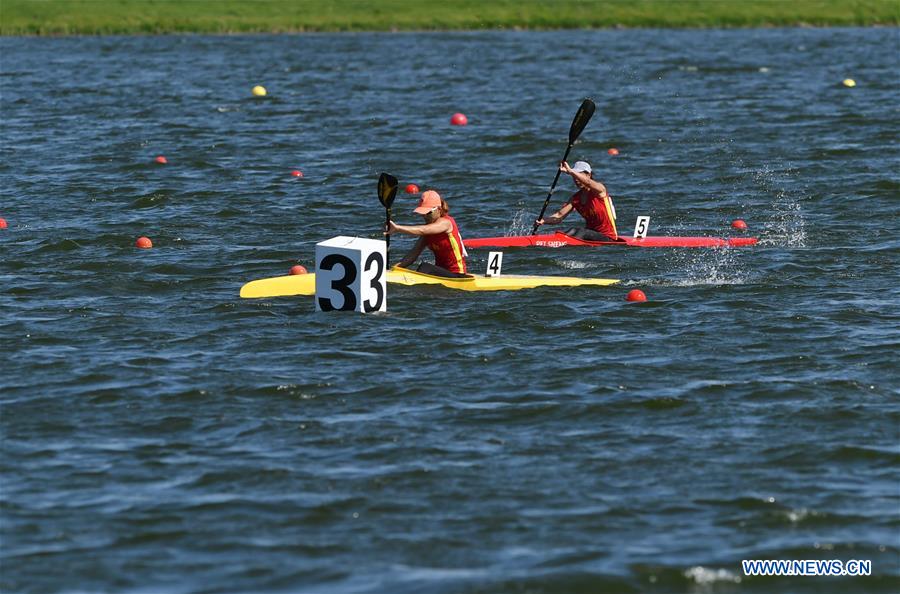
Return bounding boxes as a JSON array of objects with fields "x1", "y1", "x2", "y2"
[{"x1": 130, "y1": 89, "x2": 758, "y2": 311}]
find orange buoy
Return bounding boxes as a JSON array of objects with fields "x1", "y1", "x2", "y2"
[
  {"x1": 731, "y1": 219, "x2": 748, "y2": 230},
  {"x1": 290, "y1": 265, "x2": 308, "y2": 275},
  {"x1": 450, "y1": 113, "x2": 468, "y2": 126},
  {"x1": 405, "y1": 183, "x2": 419, "y2": 194},
  {"x1": 0, "y1": 217, "x2": 7, "y2": 229},
  {"x1": 154, "y1": 156, "x2": 167, "y2": 164},
  {"x1": 626, "y1": 289, "x2": 647, "y2": 302},
  {"x1": 607, "y1": 147, "x2": 619, "y2": 156},
  {"x1": 135, "y1": 236, "x2": 153, "y2": 249},
  {"x1": 290, "y1": 170, "x2": 303, "y2": 178}
]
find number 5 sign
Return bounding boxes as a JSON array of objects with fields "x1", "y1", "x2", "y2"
[
  {"x1": 315, "y1": 236, "x2": 386, "y2": 313},
  {"x1": 633, "y1": 216, "x2": 650, "y2": 239}
]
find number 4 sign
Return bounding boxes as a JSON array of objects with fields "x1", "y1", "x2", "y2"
[
  {"x1": 633, "y1": 216, "x2": 650, "y2": 239},
  {"x1": 486, "y1": 251, "x2": 503, "y2": 277},
  {"x1": 315, "y1": 236, "x2": 386, "y2": 313}
]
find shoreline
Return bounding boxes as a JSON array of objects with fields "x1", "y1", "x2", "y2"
[
  {"x1": 2, "y1": 0, "x2": 897, "y2": 36},
  {"x1": 4, "y1": 24, "x2": 899, "y2": 39}
]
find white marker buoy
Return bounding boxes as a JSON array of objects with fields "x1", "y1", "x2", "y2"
[{"x1": 315, "y1": 236, "x2": 386, "y2": 313}]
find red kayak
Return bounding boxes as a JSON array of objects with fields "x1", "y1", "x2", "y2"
[{"x1": 463, "y1": 231, "x2": 758, "y2": 249}]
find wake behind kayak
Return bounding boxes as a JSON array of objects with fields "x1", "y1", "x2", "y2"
[{"x1": 463, "y1": 231, "x2": 758, "y2": 249}]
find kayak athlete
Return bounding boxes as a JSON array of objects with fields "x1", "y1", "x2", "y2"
[
  {"x1": 386, "y1": 190, "x2": 470, "y2": 278},
  {"x1": 535, "y1": 160, "x2": 619, "y2": 241}
]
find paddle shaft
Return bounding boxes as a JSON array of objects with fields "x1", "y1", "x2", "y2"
[
  {"x1": 531, "y1": 143, "x2": 574, "y2": 235},
  {"x1": 385, "y1": 206, "x2": 392, "y2": 262}
]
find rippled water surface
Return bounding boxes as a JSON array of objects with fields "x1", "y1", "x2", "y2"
[{"x1": 2, "y1": 29, "x2": 899, "y2": 593}]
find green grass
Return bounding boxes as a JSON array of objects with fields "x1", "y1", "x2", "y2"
[{"x1": 1, "y1": 0, "x2": 897, "y2": 35}]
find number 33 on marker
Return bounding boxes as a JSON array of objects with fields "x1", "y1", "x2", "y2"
[{"x1": 314, "y1": 236, "x2": 387, "y2": 313}]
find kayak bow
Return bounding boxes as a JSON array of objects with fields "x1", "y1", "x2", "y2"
[
  {"x1": 463, "y1": 231, "x2": 758, "y2": 249},
  {"x1": 240, "y1": 266, "x2": 619, "y2": 299}
]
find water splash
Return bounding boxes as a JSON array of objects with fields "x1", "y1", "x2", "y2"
[
  {"x1": 763, "y1": 187, "x2": 807, "y2": 247},
  {"x1": 556, "y1": 259, "x2": 590, "y2": 270},
  {"x1": 705, "y1": 143, "x2": 807, "y2": 249},
  {"x1": 753, "y1": 164, "x2": 807, "y2": 247},
  {"x1": 505, "y1": 207, "x2": 532, "y2": 236},
  {"x1": 657, "y1": 246, "x2": 750, "y2": 287}
]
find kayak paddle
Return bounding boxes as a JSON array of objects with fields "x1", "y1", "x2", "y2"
[
  {"x1": 531, "y1": 98, "x2": 596, "y2": 235},
  {"x1": 378, "y1": 172, "x2": 399, "y2": 262}
]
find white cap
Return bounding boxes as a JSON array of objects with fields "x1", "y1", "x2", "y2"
[{"x1": 571, "y1": 161, "x2": 592, "y2": 174}]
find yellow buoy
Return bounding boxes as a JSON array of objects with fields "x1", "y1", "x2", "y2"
[
  {"x1": 842, "y1": 79, "x2": 856, "y2": 88},
  {"x1": 252, "y1": 85, "x2": 267, "y2": 97}
]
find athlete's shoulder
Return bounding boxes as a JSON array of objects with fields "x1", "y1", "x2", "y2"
[{"x1": 437, "y1": 216, "x2": 455, "y2": 231}]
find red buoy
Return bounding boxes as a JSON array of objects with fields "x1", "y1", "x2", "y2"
[
  {"x1": 731, "y1": 219, "x2": 748, "y2": 230},
  {"x1": 290, "y1": 265, "x2": 308, "y2": 275},
  {"x1": 405, "y1": 183, "x2": 420, "y2": 194},
  {"x1": 135, "y1": 236, "x2": 153, "y2": 249},
  {"x1": 607, "y1": 148, "x2": 619, "y2": 156},
  {"x1": 290, "y1": 170, "x2": 303, "y2": 178},
  {"x1": 0, "y1": 218, "x2": 7, "y2": 229},
  {"x1": 450, "y1": 113, "x2": 468, "y2": 126},
  {"x1": 626, "y1": 289, "x2": 647, "y2": 302},
  {"x1": 154, "y1": 156, "x2": 167, "y2": 164}
]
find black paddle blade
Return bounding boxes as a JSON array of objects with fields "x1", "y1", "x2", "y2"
[
  {"x1": 378, "y1": 172, "x2": 399, "y2": 209},
  {"x1": 568, "y1": 98, "x2": 596, "y2": 144}
]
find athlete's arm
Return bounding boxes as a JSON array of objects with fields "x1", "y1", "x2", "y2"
[
  {"x1": 537, "y1": 202, "x2": 574, "y2": 226},
  {"x1": 395, "y1": 237, "x2": 426, "y2": 268},
  {"x1": 560, "y1": 162, "x2": 608, "y2": 197},
  {"x1": 388, "y1": 218, "x2": 451, "y2": 236},
  {"x1": 589, "y1": 180, "x2": 609, "y2": 197},
  {"x1": 571, "y1": 172, "x2": 607, "y2": 197}
]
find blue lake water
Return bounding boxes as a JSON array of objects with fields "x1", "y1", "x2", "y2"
[{"x1": 1, "y1": 28, "x2": 899, "y2": 593}]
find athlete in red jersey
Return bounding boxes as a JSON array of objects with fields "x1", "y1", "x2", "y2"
[
  {"x1": 387, "y1": 190, "x2": 469, "y2": 277},
  {"x1": 535, "y1": 160, "x2": 619, "y2": 241}
]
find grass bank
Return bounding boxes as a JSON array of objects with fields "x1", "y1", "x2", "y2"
[{"x1": 1, "y1": 0, "x2": 897, "y2": 35}]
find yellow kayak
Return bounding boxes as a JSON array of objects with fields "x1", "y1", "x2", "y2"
[{"x1": 240, "y1": 267, "x2": 618, "y2": 298}]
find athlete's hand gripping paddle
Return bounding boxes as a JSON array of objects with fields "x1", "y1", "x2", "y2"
[
  {"x1": 531, "y1": 99, "x2": 596, "y2": 236},
  {"x1": 378, "y1": 172, "x2": 399, "y2": 263}
]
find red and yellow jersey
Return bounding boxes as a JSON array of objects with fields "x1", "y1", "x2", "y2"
[
  {"x1": 569, "y1": 189, "x2": 618, "y2": 240},
  {"x1": 424, "y1": 215, "x2": 467, "y2": 273}
]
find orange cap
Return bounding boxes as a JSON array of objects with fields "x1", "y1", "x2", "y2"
[{"x1": 413, "y1": 190, "x2": 442, "y2": 214}]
